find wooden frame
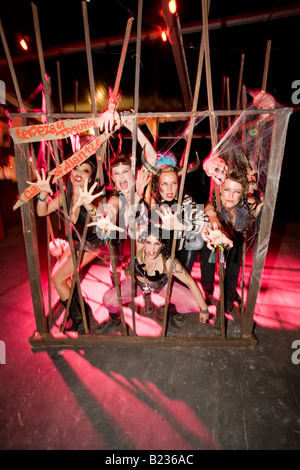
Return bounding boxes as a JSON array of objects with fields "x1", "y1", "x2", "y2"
[{"x1": 1, "y1": 2, "x2": 292, "y2": 351}]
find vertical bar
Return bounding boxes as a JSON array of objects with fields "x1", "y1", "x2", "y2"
[
  {"x1": 226, "y1": 75, "x2": 231, "y2": 127},
  {"x1": 32, "y1": 2, "x2": 89, "y2": 334},
  {"x1": 161, "y1": 0, "x2": 210, "y2": 336},
  {"x1": 113, "y1": 17, "x2": 134, "y2": 99},
  {"x1": 0, "y1": 17, "x2": 47, "y2": 334},
  {"x1": 201, "y1": 0, "x2": 225, "y2": 337},
  {"x1": 82, "y1": 0, "x2": 129, "y2": 335},
  {"x1": 56, "y1": 60, "x2": 63, "y2": 113},
  {"x1": 13, "y1": 133, "x2": 47, "y2": 334},
  {"x1": 235, "y1": 52, "x2": 245, "y2": 110},
  {"x1": 262, "y1": 40, "x2": 272, "y2": 92},
  {"x1": 201, "y1": 0, "x2": 217, "y2": 147},
  {"x1": 129, "y1": 0, "x2": 143, "y2": 336},
  {"x1": 73, "y1": 79, "x2": 78, "y2": 112},
  {"x1": 242, "y1": 108, "x2": 292, "y2": 337}
]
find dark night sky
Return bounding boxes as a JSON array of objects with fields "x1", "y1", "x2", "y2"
[{"x1": 0, "y1": 0, "x2": 299, "y2": 110}]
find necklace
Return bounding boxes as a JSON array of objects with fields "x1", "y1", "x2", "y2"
[
  {"x1": 145, "y1": 259, "x2": 159, "y2": 275},
  {"x1": 141, "y1": 253, "x2": 161, "y2": 294}
]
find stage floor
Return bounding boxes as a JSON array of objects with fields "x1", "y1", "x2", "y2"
[{"x1": 0, "y1": 219, "x2": 299, "y2": 450}]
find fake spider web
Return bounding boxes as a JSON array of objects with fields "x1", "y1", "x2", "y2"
[{"x1": 206, "y1": 98, "x2": 291, "y2": 203}]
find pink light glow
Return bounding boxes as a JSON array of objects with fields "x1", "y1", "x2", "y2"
[{"x1": 62, "y1": 351, "x2": 219, "y2": 450}]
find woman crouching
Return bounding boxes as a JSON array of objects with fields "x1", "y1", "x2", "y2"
[{"x1": 97, "y1": 222, "x2": 209, "y2": 335}]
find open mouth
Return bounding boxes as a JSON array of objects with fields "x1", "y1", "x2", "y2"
[
  {"x1": 74, "y1": 175, "x2": 83, "y2": 182},
  {"x1": 119, "y1": 180, "x2": 128, "y2": 190},
  {"x1": 215, "y1": 176, "x2": 224, "y2": 184}
]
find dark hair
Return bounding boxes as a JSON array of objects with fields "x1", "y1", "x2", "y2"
[
  {"x1": 138, "y1": 220, "x2": 172, "y2": 259},
  {"x1": 152, "y1": 165, "x2": 180, "y2": 204},
  {"x1": 66, "y1": 158, "x2": 97, "y2": 210}
]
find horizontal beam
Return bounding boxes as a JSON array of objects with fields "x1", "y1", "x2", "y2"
[
  {"x1": 29, "y1": 332, "x2": 258, "y2": 351},
  {"x1": 10, "y1": 107, "x2": 291, "y2": 119}
]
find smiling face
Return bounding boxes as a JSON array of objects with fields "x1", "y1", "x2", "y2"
[
  {"x1": 111, "y1": 163, "x2": 132, "y2": 195},
  {"x1": 220, "y1": 179, "x2": 244, "y2": 210},
  {"x1": 158, "y1": 171, "x2": 179, "y2": 202},
  {"x1": 144, "y1": 234, "x2": 163, "y2": 261},
  {"x1": 70, "y1": 163, "x2": 93, "y2": 187}
]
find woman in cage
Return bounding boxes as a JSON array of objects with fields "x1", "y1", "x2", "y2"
[
  {"x1": 98, "y1": 90, "x2": 211, "y2": 277},
  {"x1": 201, "y1": 164, "x2": 263, "y2": 331},
  {"x1": 97, "y1": 100, "x2": 232, "y2": 331},
  {"x1": 32, "y1": 157, "x2": 103, "y2": 334},
  {"x1": 137, "y1": 145, "x2": 233, "y2": 328},
  {"x1": 90, "y1": 156, "x2": 230, "y2": 334},
  {"x1": 86, "y1": 149, "x2": 155, "y2": 334},
  {"x1": 99, "y1": 221, "x2": 210, "y2": 335}
]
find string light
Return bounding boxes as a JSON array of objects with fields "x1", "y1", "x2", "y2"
[{"x1": 168, "y1": 0, "x2": 177, "y2": 14}]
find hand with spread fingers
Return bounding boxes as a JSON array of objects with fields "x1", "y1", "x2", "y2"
[
  {"x1": 71, "y1": 180, "x2": 103, "y2": 213},
  {"x1": 203, "y1": 223, "x2": 233, "y2": 251},
  {"x1": 87, "y1": 212, "x2": 124, "y2": 233},
  {"x1": 136, "y1": 166, "x2": 151, "y2": 199},
  {"x1": 155, "y1": 205, "x2": 181, "y2": 231},
  {"x1": 27, "y1": 168, "x2": 53, "y2": 196}
]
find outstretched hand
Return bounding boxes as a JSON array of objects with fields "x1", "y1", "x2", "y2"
[
  {"x1": 87, "y1": 212, "x2": 124, "y2": 233},
  {"x1": 27, "y1": 168, "x2": 53, "y2": 196},
  {"x1": 155, "y1": 205, "x2": 180, "y2": 231},
  {"x1": 72, "y1": 180, "x2": 103, "y2": 213},
  {"x1": 203, "y1": 223, "x2": 233, "y2": 250},
  {"x1": 98, "y1": 108, "x2": 121, "y2": 133},
  {"x1": 136, "y1": 167, "x2": 151, "y2": 198}
]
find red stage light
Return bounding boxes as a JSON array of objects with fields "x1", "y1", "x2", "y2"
[
  {"x1": 168, "y1": 0, "x2": 177, "y2": 14},
  {"x1": 20, "y1": 38, "x2": 28, "y2": 51},
  {"x1": 161, "y1": 30, "x2": 168, "y2": 42}
]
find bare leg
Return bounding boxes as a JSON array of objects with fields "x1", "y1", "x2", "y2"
[{"x1": 51, "y1": 245, "x2": 96, "y2": 301}]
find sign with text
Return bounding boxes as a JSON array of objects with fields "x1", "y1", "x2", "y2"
[
  {"x1": 9, "y1": 117, "x2": 102, "y2": 144},
  {"x1": 13, "y1": 128, "x2": 118, "y2": 210}
]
